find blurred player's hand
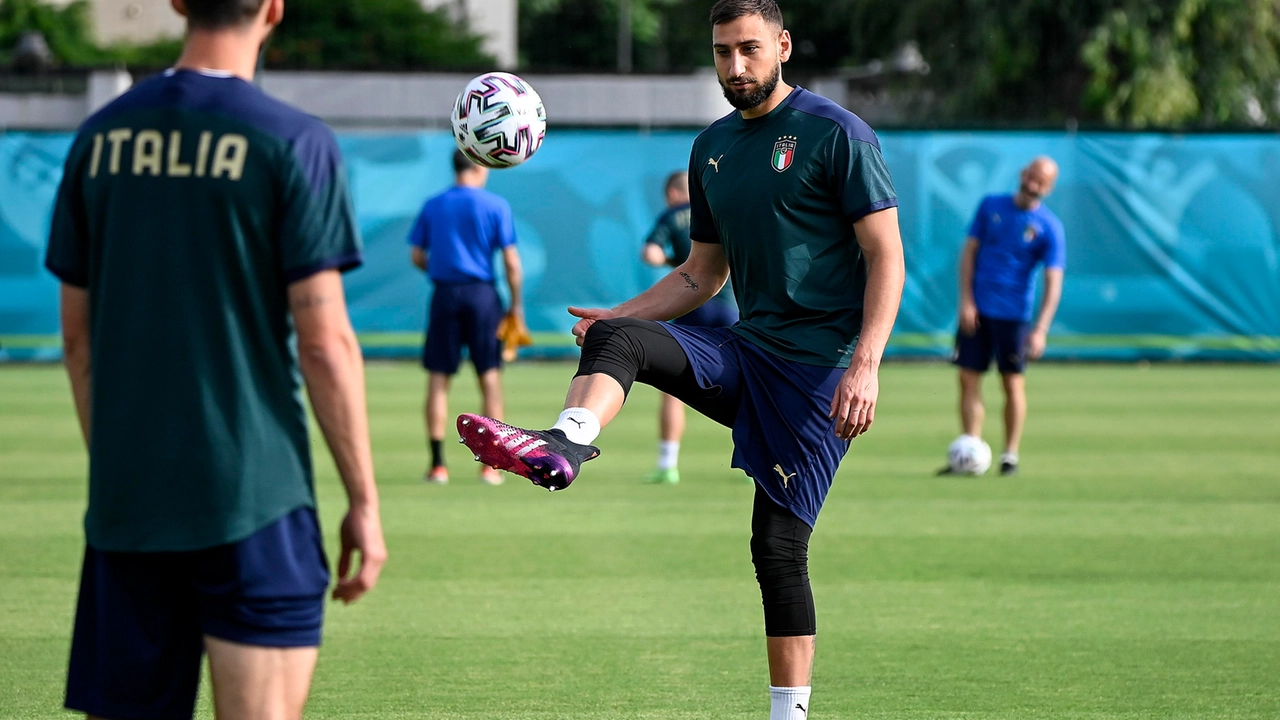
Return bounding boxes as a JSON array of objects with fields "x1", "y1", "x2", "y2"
[
  {"x1": 958, "y1": 300, "x2": 979, "y2": 336},
  {"x1": 497, "y1": 310, "x2": 533, "y2": 362},
  {"x1": 1025, "y1": 328, "x2": 1048, "y2": 360},
  {"x1": 332, "y1": 503, "x2": 387, "y2": 604},
  {"x1": 830, "y1": 362, "x2": 879, "y2": 440},
  {"x1": 568, "y1": 307, "x2": 618, "y2": 347}
]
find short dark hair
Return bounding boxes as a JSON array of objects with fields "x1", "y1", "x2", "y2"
[
  {"x1": 709, "y1": 0, "x2": 784, "y2": 29},
  {"x1": 665, "y1": 171, "x2": 688, "y2": 195},
  {"x1": 452, "y1": 149, "x2": 478, "y2": 175},
  {"x1": 182, "y1": 0, "x2": 268, "y2": 30}
]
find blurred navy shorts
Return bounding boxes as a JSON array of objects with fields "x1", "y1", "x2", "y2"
[
  {"x1": 65, "y1": 506, "x2": 329, "y2": 720},
  {"x1": 673, "y1": 299, "x2": 738, "y2": 329},
  {"x1": 424, "y1": 280, "x2": 505, "y2": 375},
  {"x1": 953, "y1": 315, "x2": 1031, "y2": 375}
]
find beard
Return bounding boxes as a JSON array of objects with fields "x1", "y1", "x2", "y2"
[
  {"x1": 719, "y1": 63, "x2": 781, "y2": 111},
  {"x1": 1019, "y1": 182, "x2": 1044, "y2": 200}
]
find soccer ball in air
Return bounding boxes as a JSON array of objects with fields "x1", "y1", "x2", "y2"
[
  {"x1": 451, "y1": 72, "x2": 547, "y2": 169},
  {"x1": 947, "y1": 435, "x2": 992, "y2": 475}
]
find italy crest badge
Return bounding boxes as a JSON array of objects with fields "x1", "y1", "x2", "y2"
[{"x1": 772, "y1": 136, "x2": 797, "y2": 172}]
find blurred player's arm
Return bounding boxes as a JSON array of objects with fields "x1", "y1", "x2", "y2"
[
  {"x1": 641, "y1": 215, "x2": 673, "y2": 267},
  {"x1": 289, "y1": 270, "x2": 386, "y2": 603},
  {"x1": 502, "y1": 245, "x2": 524, "y2": 318},
  {"x1": 59, "y1": 284, "x2": 92, "y2": 446},
  {"x1": 1026, "y1": 268, "x2": 1063, "y2": 360},
  {"x1": 568, "y1": 240, "x2": 728, "y2": 343},
  {"x1": 408, "y1": 206, "x2": 429, "y2": 272},
  {"x1": 641, "y1": 242, "x2": 667, "y2": 267},
  {"x1": 830, "y1": 208, "x2": 906, "y2": 440},
  {"x1": 957, "y1": 238, "x2": 980, "y2": 335}
]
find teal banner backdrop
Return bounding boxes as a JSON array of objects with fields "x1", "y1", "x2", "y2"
[{"x1": 2, "y1": 130, "x2": 1277, "y2": 361}]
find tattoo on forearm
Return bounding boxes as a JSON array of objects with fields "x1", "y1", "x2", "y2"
[
  {"x1": 679, "y1": 272, "x2": 699, "y2": 291},
  {"x1": 294, "y1": 294, "x2": 333, "y2": 310}
]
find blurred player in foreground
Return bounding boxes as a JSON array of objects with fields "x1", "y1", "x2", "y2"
[
  {"x1": 640, "y1": 170, "x2": 738, "y2": 484},
  {"x1": 456, "y1": 2, "x2": 904, "y2": 717},
  {"x1": 946, "y1": 156, "x2": 1065, "y2": 476},
  {"x1": 410, "y1": 149, "x2": 525, "y2": 486},
  {"x1": 45, "y1": 0, "x2": 386, "y2": 716}
]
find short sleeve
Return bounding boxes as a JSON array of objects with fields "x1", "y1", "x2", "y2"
[
  {"x1": 278, "y1": 124, "x2": 363, "y2": 283},
  {"x1": 831, "y1": 130, "x2": 897, "y2": 224},
  {"x1": 968, "y1": 197, "x2": 991, "y2": 241},
  {"x1": 45, "y1": 138, "x2": 92, "y2": 288},
  {"x1": 644, "y1": 212, "x2": 674, "y2": 254},
  {"x1": 1043, "y1": 217, "x2": 1067, "y2": 269},
  {"x1": 407, "y1": 206, "x2": 430, "y2": 249},
  {"x1": 687, "y1": 144, "x2": 718, "y2": 244},
  {"x1": 494, "y1": 199, "x2": 517, "y2": 250}
]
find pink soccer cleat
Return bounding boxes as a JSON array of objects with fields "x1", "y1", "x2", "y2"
[{"x1": 456, "y1": 414, "x2": 600, "y2": 491}]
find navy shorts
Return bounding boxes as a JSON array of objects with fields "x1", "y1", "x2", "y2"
[
  {"x1": 953, "y1": 315, "x2": 1031, "y2": 374},
  {"x1": 673, "y1": 299, "x2": 739, "y2": 328},
  {"x1": 423, "y1": 280, "x2": 505, "y2": 375},
  {"x1": 661, "y1": 324, "x2": 849, "y2": 528},
  {"x1": 66, "y1": 507, "x2": 329, "y2": 720}
]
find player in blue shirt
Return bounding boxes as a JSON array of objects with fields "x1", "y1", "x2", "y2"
[
  {"x1": 409, "y1": 150, "x2": 524, "y2": 485},
  {"x1": 950, "y1": 156, "x2": 1066, "y2": 476},
  {"x1": 640, "y1": 171, "x2": 738, "y2": 484}
]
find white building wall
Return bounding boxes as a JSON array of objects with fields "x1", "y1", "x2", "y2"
[
  {"x1": 88, "y1": 0, "x2": 184, "y2": 45},
  {"x1": 1, "y1": 71, "x2": 738, "y2": 130},
  {"x1": 260, "y1": 71, "x2": 731, "y2": 128}
]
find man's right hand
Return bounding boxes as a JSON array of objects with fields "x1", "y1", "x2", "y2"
[
  {"x1": 959, "y1": 300, "x2": 980, "y2": 336},
  {"x1": 568, "y1": 306, "x2": 618, "y2": 347},
  {"x1": 332, "y1": 503, "x2": 387, "y2": 604}
]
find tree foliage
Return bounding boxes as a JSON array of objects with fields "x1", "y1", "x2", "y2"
[
  {"x1": 520, "y1": 0, "x2": 704, "y2": 72},
  {"x1": 0, "y1": 0, "x2": 180, "y2": 69},
  {"x1": 0, "y1": 0, "x2": 493, "y2": 72},
  {"x1": 264, "y1": 0, "x2": 493, "y2": 71},
  {"x1": 1081, "y1": 0, "x2": 1280, "y2": 127},
  {"x1": 519, "y1": 0, "x2": 1280, "y2": 128}
]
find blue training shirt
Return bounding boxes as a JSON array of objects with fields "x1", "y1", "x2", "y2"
[
  {"x1": 968, "y1": 194, "x2": 1066, "y2": 322},
  {"x1": 408, "y1": 185, "x2": 516, "y2": 283}
]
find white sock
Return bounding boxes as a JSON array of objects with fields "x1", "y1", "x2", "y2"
[
  {"x1": 657, "y1": 440, "x2": 680, "y2": 470},
  {"x1": 1001, "y1": 451, "x2": 1019, "y2": 465},
  {"x1": 552, "y1": 407, "x2": 600, "y2": 445},
  {"x1": 770, "y1": 686, "x2": 811, "y2": 719}
]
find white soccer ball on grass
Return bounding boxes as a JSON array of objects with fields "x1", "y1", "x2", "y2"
[
  {"x1": 947, "y1": 434, "x2": 992, "y2": 475},
  {"x1": 451, "y1": 72, "x2": 547, "y2": 169}
]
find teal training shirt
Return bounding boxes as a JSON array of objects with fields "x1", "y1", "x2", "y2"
[
  {"x1": 45, "y1": 69, "x2": 362, "y2": 552},
  {"x1": 688, "y1": 87, "x2": 897, "y2": 367}
]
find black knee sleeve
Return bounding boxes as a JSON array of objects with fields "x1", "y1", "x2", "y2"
[
  {"x1": 575, "y1": 318, "x2": 691, "y2": 398},
  {"x1": 750, "y1": 484, "x2": 816, "y2": 637}
]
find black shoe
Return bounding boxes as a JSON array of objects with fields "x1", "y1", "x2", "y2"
[{"x1": 1000, "y1": 460, "x2": 1018, "y2": 476}]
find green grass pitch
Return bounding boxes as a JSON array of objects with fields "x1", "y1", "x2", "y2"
[{"x1": 1, "y1": 361, "x2": 1278, "y2": 719}]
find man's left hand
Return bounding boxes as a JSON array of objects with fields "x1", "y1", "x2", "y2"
[
  {"x1": 829, "y1": 363, "x2": 879, "y2": 440},
  {"x1": 1025, "y1": 328, "x2": 1048, "y2": 360}
]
